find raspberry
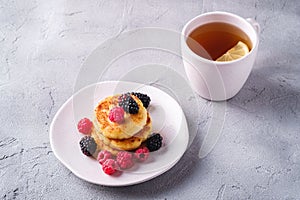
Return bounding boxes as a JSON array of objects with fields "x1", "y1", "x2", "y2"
[
  {"x1": 146, "y1": 133, "x2": 163, "y2": 152},
  {"x1": 79, "y1": 136, "x2": 97, "y2": 156},
  {"x1": 108, "y1": 107, "x2": 124, "y2": 123},
  {"x1": 97, "y1": 150, "x2": 113, "y2": 165},
  {"x1": 102, "y1": 159, "x2": 119, "y2": 175},
  {"x1": 131, "y1": 92, "x2": 151, "y2": 108},
  {"x1": 116, "y1": 151, "x2": 134, "y2": 169},
  {"x1": 134, "y1": 147, "x2": 149, "y2": 162},
  {"x1": 77, "y1": 118, "x2": 93, "y2": 134},
  {"x1": 118, "y1": 93, "x2": 139, "y2": 114}
]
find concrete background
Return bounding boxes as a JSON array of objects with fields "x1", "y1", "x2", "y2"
[{"x1": 1, "y1": 0, "x2": 300, "y2": 199}]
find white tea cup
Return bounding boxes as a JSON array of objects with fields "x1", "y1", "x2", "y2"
[{"x1": 181, "y1": 11, "x2": 260, "y2": 101}]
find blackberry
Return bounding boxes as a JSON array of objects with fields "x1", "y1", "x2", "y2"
[
  {"x1": 131, "y1": 92, "x2": 151, "y2": 108},
  {"x1": 79, "y1": 136, "x2": 97, "y2": 156},
  {"x1": 118, "y1": 93, "x2": 139, "y2": 114},
  {"x1": 146, "y1": 133, "x2": 163, "y2": 152}
]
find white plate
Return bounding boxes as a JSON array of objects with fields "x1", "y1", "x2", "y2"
[{"x1": 50, "y1": 81, "x2": 189, "y2": 186}]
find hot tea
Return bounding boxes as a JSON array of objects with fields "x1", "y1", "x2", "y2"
[{"x1": 186, "y1": 22, "x2": 252, "y2": 61}]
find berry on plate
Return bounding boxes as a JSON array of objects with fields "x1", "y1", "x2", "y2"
[
  {"x1": 116, "y1": 151, "x2": 134, "y2": 169},
  {"x1": 146, "y1": 133, "x2": 163, "y2": 152},
  {"x1": 131, "y1": 92, "x2": 151, "y2": 108},
  {"x1": 134, "y1": 147, "x2": 149, "y2": 162},
  {"x1": 102, "y1": 159, "x2": 119, "y2": 175},
  {"x1": 108, "y1": 107, "x2": 125, "y2": 123},
  {"x1": 79, "y1": 136, "x2": 97, "y2": 156},
  {"x1": 97, "y1": 150, "x2": 113, "y2": 165},
  {"x1": 118, "y1": 93, "x2": 139, "y2": 114},
  {"x1": 77, "y1": 118, "x2": 93, "y2": 134}
]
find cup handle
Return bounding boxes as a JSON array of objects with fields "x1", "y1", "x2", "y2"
[{"x1": 246, "y1": 18, "x2": 260, "y2": 34}]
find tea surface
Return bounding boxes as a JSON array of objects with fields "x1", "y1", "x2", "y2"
[{"x1": 186, "y1": 22, "x2": 252, "y2": 60}]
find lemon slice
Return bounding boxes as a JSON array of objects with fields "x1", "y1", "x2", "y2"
[{"x1": 216, "y1": 41, "x2": 249, "y2": 62}]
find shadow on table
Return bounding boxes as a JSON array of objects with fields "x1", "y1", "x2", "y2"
[
  {"x1": 228, "y1": 64, "x2": 299, "y2": 118},
  {"x1": 227, "y1": 64, "x2": 299, "y2": 165}
]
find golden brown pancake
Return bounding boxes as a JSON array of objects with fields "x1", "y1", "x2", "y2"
[
  {"x1": 94, "y1": 94, "x2": 147, "y2": 139},
  {"x1": 91, "y1": 128, "x2": 120, "y2": 156},
  {"x1": 92, "y1": 114, "x2": 152, "y2": 151}
]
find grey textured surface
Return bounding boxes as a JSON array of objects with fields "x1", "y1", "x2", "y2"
[{"x1": 1, "y1": 0, "x2": 300, "y2": 199}]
